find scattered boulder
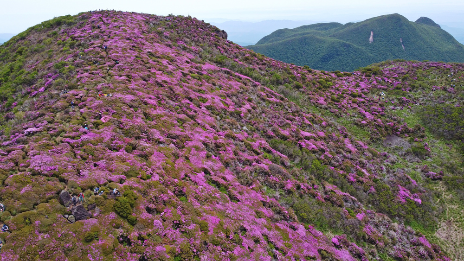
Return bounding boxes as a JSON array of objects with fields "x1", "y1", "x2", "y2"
[
  {"x1": 404, "y1": 153, "x2": 420, "y2": 163},
  {"x1": 67, "y1": 215, "x2": 76, "y2": 223},
  {"x1": 93, "y1": 207, "x2": 100, "y2": 217},
  {"x1": 59, "y1": 191, "x2": 72, "y2": 207},
  {"x1": 63, "y1": 214, "x2": 76, "y2": 223},
  {"x1": 87, "y1": 203, "x2": 96, "y2": 211},
  {"x1": 383, "y1": 135, "x2": 410, "y2": 150},
  {"x1": 218, "y1": 30, "x2": 227, "y2": 40},
  {"x1": 72, "y1": 205, "x2": 90, "y2": 221}
]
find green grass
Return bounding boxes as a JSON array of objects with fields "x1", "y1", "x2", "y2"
[
  {"x1": 368, "y1": 91, "x2": 464, "y2": 259},
  {"x1": 336, "y1": 116, "x2": 371, "y2": 141}
]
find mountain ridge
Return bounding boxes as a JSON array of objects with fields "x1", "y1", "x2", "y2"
[{"x1": 248, "y1": 14, "x2": 464, "y2": 71}]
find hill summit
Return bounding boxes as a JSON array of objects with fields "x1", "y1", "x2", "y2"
[
  {"x1": 0, "y1": 10, "x2": 463, "y2": 260},
  {"x1": 415, "y1": 17, "x2": 441, "y2": 28},
  {"x1": 248, "y1": 13, "x2": 464, "y2": 71}
]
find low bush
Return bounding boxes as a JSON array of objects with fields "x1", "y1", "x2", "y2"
[
  {"x1": 127, "y1": 215, "x2": 137, "y2": 225},
  {"x1": 84, "y1": 231, "x2": 98, "y2": 242},
  {"x1": 410, "y1": 144, "x2": 429, "y2": 159},
  {"x1": 293, "y1": 196, "x2": 343, "y2": 233},
  {"x1": 199, "y1": 220, "x2": 209, "y2": 232},
  {"x1": 114, "y1": 197, "x2": 132, "y2": 218},
  {"x1": 419, "y1": 104, "x2": 464, "y2": 141},
  {"x1": 113, "y1": 190, "x2": 139, "y2": 224},
  {"x1": 443, "y1": 176, "x2": 464, "y2": 190}
]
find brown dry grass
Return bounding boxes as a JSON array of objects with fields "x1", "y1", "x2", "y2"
[{"x1": 435, "y1": 183, "x2": 464, "y2": 260}]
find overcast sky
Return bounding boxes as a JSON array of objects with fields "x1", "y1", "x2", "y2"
[{"x1": 1, "y1": 0, "x2": 464, "y2": 33}]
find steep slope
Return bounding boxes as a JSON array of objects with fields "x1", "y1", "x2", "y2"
[
  {"x1": 441, "y1": 25, "x2": 464, "y2": 45},
  {"x1": 256, "y1": 22, "x2": 344, "y2": 45},
  {"x1": 251, "y1": 35, "x2": 377, "y2": 72},
  {"x1": 0, "y1": 11, "x2": 462, "y2": 260},
  {"x1": 248, "y1": 14, "x2": 464, "y2": 71}
]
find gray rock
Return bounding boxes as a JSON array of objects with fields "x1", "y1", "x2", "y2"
[
  {"x1": 218, "y1": 30, "x2": 228, "y2": 40},
  {"x1": 72, "y1": 205, "x2": 90, "y2": 221},
  {"x1": 59, "y1": 191, "x2": 72, "y2": 207},
  {"x1": 87, "y1": 203, "x2": 96, "y2": 211},
  {"x1": 67, "y1": 215, "x2": 75, "y2": 223},
  {"x1": 404, "y1": 153, "x2": 420, "y2": 163},
  {"x1": 383, "y1": 135, "x2": 410, "y2": 150}
]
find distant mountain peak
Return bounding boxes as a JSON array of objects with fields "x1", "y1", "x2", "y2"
[
  {"x1": 381, "y1": 13, "x2": 409, "y2": 22},
  {"x1": 415, "y1": 17, "x2": 441, "y2": 28},
  {"x1": 249, "y1": 13, "x2": 463, "y2": 71}
]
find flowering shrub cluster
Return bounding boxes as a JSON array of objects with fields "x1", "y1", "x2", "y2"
[{"x1": 0, "y1": 10, "x2": 462, "y2": 260}]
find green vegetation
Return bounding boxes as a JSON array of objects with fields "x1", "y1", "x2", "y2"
[
  {"x1": 266, "y1": 134, "x2": 439, "y2": 235},
  {"x1": 113, "y1": 190, "x2": 138, "y2": 225},
  {"x1": 292, "y1": 196, "x2": 344, "y2": 233},
  {"x1": 0, "y1": 54, "x2": 36, "y2": 105},
  {"x1": 419, "y1": 104, "x2": 464, "y2": 141},
  {"x1": 5, "y1": 15, "x2": 76, "y2": 45},
  {"x1": 248, "y1": 14, "x2": 464, "y2": 71}
]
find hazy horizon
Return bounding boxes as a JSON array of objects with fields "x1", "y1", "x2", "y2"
[
  {"x1": 1, "y1": 0, "x2": 464, "y2": 34},
  {"x1": 2, "y1": 1, "x2": 464, "y2": 46},
  {"x1": 2, "y1": 16, "x2": 464, "y2": 46}
]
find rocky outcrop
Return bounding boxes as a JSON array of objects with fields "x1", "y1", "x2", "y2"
[
  {"x1": 59, "y1": 191, "x2": 72, "y2": 207},
  {"x1": 383, "y1": 135, "x2": 410, "y2": 150},
  {"x1": 218, "y1": 30, "x2": 227, "y2": 40},
  {"x1": 72, "y1": 205, "x2": 90, "y2": 221}
]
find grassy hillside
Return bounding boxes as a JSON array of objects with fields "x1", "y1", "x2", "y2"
[
  {"x1": 0, "y1": 11, "x2": 463, "y2": 260},
  {"x1": 248, "y1": 14, "x2": 464, "y2": 71}
]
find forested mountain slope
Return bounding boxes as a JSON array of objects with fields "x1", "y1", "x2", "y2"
[{"x1": 248, "y1": 14, "x2": 464, "y2": 71}]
